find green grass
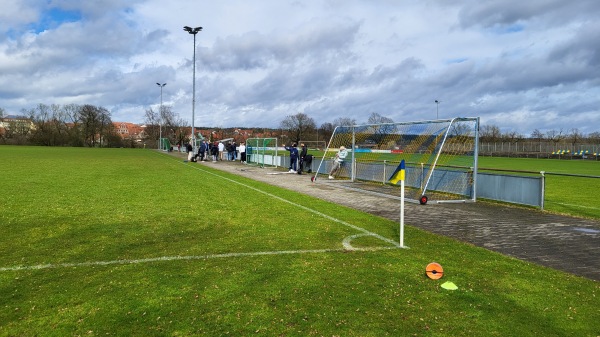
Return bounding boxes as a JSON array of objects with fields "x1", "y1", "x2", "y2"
[{"x1": 1, "y1": 146, "x2": 599, "y2": 336}]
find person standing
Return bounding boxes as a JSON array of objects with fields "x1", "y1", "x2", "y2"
[
  {"x1": 218, "y1": 141, "x2": 225, "y2": 161},
  {"x1": 186, "y1": 142, "x2": 194, "y2": 162},
  {"x1": 198, "y1": 140, "x2": 207, "y2": 161},
  {"x1": 329, "y1": 146, "x2": 348, "y2": 179},
  {"x1": 226, "y1": 142, "x2": 234, "y2": 161},
  {"x1": 211, "y1": 141, "x2": 219, "y2": 162},
  {"x1": 284, "y1": 143, "x2": 299, "y2": 173},
  {"x1": 298, "y1": 143, "x2": 308, "y2": 174},
  {"x1": 239, "y1": 142, "x2": 246, "y2": 163}
]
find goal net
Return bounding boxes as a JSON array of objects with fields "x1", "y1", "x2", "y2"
[
  {"x1": 245, "y1": 138, "x2": 279, "y2": 168},
  {"x1": 312, "y1": 117, "x2": 480, "y2": 204}
]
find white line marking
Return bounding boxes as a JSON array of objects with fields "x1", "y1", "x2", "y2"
[
  {"x1": 342, "y1": 234, "x2": 380, "y2": 250},
  {"x1": 181, "y1": 160, "x2": 402, "y2": 248},
  {"x1": 0, "y1": 246, "x2": 399, "y2": 272},
  {"x1": 1, "y1": 153, "x2": 404, "y2": 273},
  {"x1": 554, "y1": 202, "x2": 600, "y2": 211}
]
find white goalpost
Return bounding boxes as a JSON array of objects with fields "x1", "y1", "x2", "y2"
[{"x1": 312, "y1": 117, "x2": 480, "y2": 204}]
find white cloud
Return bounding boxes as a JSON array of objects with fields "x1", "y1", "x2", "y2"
[{"x1": 0, "y1": 0, "x2": 599, "y2": 136}]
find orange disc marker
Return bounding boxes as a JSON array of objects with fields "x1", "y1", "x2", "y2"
[{"x1": 426, "y1": 262, "x2": 444, "y2": 280}]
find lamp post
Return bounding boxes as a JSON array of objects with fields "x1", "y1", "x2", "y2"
[
  {"x1": 183, "y1": 25, "x2": 202, "y2": 150},
  {"x1": 434, "y1": 100, "x2": 440, "y2": 119},
  {"x1": 156, "y1": 82, "x2": 166, "y2": 150}
]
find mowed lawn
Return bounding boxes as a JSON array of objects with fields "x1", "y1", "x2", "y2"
[{"x1": 0, "y1": 146, "x2": 598, "y2": 336}]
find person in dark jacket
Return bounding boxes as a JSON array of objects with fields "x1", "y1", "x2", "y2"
[
  {"x1": 298, "y1": 143, "x2": 308, "y2": 174},
  {"x1": 186, "y1": 142, "x2": 194, "y2": 161},
  {"x1": 284, "y1": 143, "x2": 299, "y2": 173},
  {"x1": 211, "y1": 141, "x2": 219, "y2": 162},
  {"x1": 198, "y1": 140, "x2": 207, "y2": 161}
]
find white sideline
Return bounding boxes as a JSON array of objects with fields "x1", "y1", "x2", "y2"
[
  {"x1": 554, "y1": 202, "x2": 600, "y2": 211},
  {"x1": 181, "y1": 160, "x2": 403, "y2": 249},
  {"x1": 0, "y1": 245, "x2": 398, "y2": 272},
  {"x1": 0, "y1": 154, "x2": 404, "y2": 273}
]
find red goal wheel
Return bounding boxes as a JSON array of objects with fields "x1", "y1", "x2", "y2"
[{"x1": 419, "y1": 195, "x2": 428, "y2": 205}]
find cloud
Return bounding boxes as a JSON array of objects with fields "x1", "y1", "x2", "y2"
[{"x1": 0, "y1": 0, "x2": 599, "y2": 136}]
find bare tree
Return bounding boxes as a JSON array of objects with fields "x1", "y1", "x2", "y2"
[
  {"x1": 531, "y1": 129, "x2": 544, "y2": 140},
  {"x1": 366, "y1": 112, "x2": 396, "y2": 147},
  {"x1": 63, "y1": 104, "x2": 83, "y2": 146},
  {"x1": 588, "y1": 131, "x2": 600, "y2": 144},
  {"x1": 79, "y1": 105, "x2": 114, "y2": 147},
  {"x1": 546, "y1": 129, "x2": 564, "y2": 147},
  {"x1": 279, "y1": 112, "x2": 316, "y2": 144},
  {"x1": 530, "y1": 129, "x2": 545, "y2": 152},
  {"x1": 144, "y1": 107, "x2": 160, "y2": 143},
  {"x1": 333, "y1": 117, "x2": 356, "y2": 126},
  {"x1": 367, "y1": 112, "x2": 393, "y2": 125},
  {"x1": 480, "y1": 124, "x2": 502, "y2": 142},
  {"x1": 568, "y1": 128, "x2": 583, "y2": 148},
  {"x1": 504, "y1": 131, "x2": 523, "y2": 143},
  {"x1": 319, "y1": 122, "x2": 335, "y2": 145}
]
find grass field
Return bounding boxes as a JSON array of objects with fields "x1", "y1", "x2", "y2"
[{"x1": 1, "y1": 146, "x2": 599, "y2": 336}]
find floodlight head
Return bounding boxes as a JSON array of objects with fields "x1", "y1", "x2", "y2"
[
  {"x1": 435, "y1": 100, "x2": 439, "y2": 104},
  {"x1": 183, "y1": 26, "x2": 202, "y2": 34},
  {"x1": 156, "y1": 82, "x2": 161, "y2": 86}
]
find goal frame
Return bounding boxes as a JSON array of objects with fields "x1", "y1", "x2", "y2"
[
  {"x1": 245, "y1": 138, "x2": 279, "y2": 168},
  {"x1": 312, "y1": 117, "x2": 480, "y2": 204}
]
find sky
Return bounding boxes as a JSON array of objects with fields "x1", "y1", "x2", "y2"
[{"x1": 1, "y1": 0, "x2": 599, "y2": 136}]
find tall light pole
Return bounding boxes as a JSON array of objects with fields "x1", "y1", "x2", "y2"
[
  {"x1": 434, "y1": 100, "x2": 440, "y2": 119},
  {"x1": 156, "y1": 82, "x2": 166, "y2": 150},
  {"x1": 183, "y1": 25, "x2": 202, "y2": 150}
]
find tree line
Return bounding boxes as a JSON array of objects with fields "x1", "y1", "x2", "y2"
[
  {"x1": 0, "y1": 104, "x2": 126, "y2": 147},
  {"x1": 480, "y1": 125, "x2": 600, "y2": 147},
  {"x1": 2, "y1": 104, "x2": 599, "y2": 149},
  {"x1": 0, "y1": 103, "x2": 190, "y2": 148}
]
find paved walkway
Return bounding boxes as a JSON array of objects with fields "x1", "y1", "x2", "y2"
[{"x1": 185, "y1": 157, "x2": 599, "y2": 281}]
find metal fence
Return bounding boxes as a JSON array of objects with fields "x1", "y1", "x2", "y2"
[{"x1": 274, "y1": 154, "x2": 598, "y2": 210}]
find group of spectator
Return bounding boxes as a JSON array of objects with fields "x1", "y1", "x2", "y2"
[
  {"x1": 284, "y1": 143, "x2": 313, "y2": 175},
  {"x1": 188, "y1": 140, "x2": 347, "y2": 180},
  {"x1": 285, "y1": 143, "x2": 346, "y2": 179},
  {"x1": 187, "y1": 140, "x2": 247, "y2": 163}
]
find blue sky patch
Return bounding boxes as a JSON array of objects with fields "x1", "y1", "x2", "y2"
[
  {"x1": 489, "y1": 23, "x2": 525, "y2": 35},
  {"x1": 445, "y1": 57, "x2": 468, "y2": 64},
  {"x1": 31, "y1": 8, "x2": 82, "y2": 33}
]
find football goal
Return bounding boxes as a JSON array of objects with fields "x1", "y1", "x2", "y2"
[
  {"x1": 245, "y1": 138, "x2": 279, "y2": 168},
  {"x1": 312, "y1": 117, "x2": 480, "y2": 204}
]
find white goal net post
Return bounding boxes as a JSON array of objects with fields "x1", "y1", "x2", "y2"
[
  {"x1": 312, "y1": 117, "x2": 480, "y2": 204},
  {"x1": 245, "y1": 138, "x2": 279, "y2": 168}
]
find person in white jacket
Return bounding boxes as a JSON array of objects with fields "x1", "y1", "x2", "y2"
[
  {"x1": 239, "y1": 142, "x2": 246, "y2": 163},
  {"x1": 218, "y1": 141, "x2": 225, "y2": 161},
  {"x1": 329, "y1": 146, "x2": 348, "y2": 179}
]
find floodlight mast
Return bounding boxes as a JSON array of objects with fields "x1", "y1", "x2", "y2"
[
  {"x1": 183, "y1": 25, "x2": 202, "y2": 150},
  {"x1": 156, "y1": 83, "x2": 166, "y2": 150}
]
